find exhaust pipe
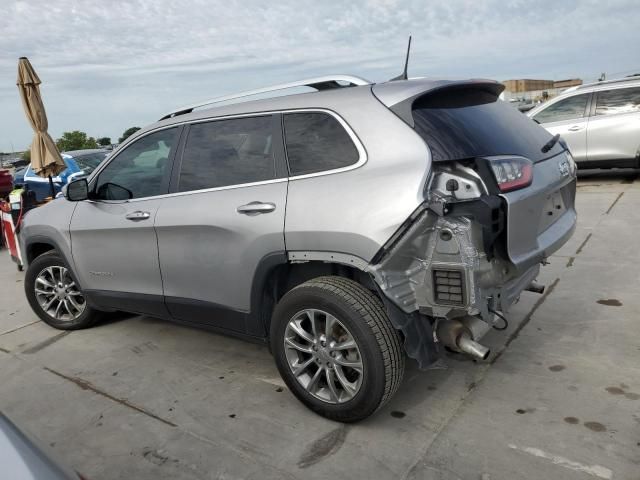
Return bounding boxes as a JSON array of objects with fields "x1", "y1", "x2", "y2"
[
  {"x1": 457, "y1": 332, "x2": 490, "y2": 360},
  {"x1": 436, "y1": 317, "x2": 491, "y2": 361},
  {"x1": 525, "y1": 281, "x2": 545, "y2": 294}
]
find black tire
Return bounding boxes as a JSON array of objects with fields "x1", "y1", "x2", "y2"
[
  {"x1": 25, "y1": 251, "x2": 100, "y2": 330},
  {"x1": 270, "y1": 276, "x2": 404, "y2": 422}
]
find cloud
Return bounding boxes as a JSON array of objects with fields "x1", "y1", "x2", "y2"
[{"x1": 1, "y1": 0, "x2": 639, "y2": 151}]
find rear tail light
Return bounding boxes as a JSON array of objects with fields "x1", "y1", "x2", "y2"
[{"x1": 488, "y1": 157, "x2": 533, "y2": 192}]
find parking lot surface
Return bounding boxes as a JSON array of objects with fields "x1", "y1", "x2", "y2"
[{"x1": 1, "y1": 171, "x2": 639, "y2": 480}]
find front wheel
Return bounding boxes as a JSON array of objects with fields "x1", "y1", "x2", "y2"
[
  {"x1": 270, "y1": 276, "x2": 404, "y2": 422},
  {"x1": 25, "y1": 251, "x2": 100, "y2": 330}
]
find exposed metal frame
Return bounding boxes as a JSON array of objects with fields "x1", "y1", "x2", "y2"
[{"x1": 159, "y1": 75, "x2": 371, "y2": 120}]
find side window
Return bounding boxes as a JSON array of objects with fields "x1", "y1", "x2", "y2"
[
  {"x1": 532, "y1": 94, "x2": 589, "y2": 124},
  {"x1": 94, "y1": 128, "x2": 177, "y2": 200},
  {"x1": 283, "y1": 112, "x2": 359, "y2": 176},
  {"x1": 178, "y1": 116, "x2": 275, "y2": 192},
  {"x1": 595, "y1": 87, "x2": 640, "y2": 116}
]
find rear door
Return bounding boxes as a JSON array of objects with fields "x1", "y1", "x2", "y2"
[
  {"x1": 530, "y1": 93, "x2": 591, "y2": 162},
  {"x1": 69, "y1": 127, "x2": 180, "y2": 316},
  {"x1": 586, "y1": 86, "x2": 640, "y2": 165},
  {"x1": 155, "y1": 114, "x2": 287, "y2": 335}
]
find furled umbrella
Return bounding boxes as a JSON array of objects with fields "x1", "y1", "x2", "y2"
[{"x1": 16, "y1": 57, "x2": 65, "y2": 199}]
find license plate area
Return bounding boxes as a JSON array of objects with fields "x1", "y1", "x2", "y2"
[{"x1": 539, "y1": 190, "x2": 566, "y2": 233}]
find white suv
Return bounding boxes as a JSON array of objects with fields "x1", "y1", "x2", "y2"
[{"x1": 528, "y1": 77, "x2": 640, "y2": 169}]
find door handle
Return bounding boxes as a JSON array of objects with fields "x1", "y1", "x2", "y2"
[
  {"x1": 125, "y1": 211, "x2": 151, "y2": 221},
  {"x1": 237, "y1": 202, "x2": 276, "y2": 216},
  {"x1": 568, "y1": 125, "x2": 583, "y2": 131}
]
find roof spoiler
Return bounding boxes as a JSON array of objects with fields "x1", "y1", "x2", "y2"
[{"x1": 372, "y1": 79, "x2": 504, "y2": 127}]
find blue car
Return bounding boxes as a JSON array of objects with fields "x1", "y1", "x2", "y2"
[{"x1": 14, "y1": 149, "x2": 109, "y2": 201}]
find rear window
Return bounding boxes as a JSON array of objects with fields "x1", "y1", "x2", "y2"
[{"x1": 412, "y1": 88, "x2": 563, "y2": 162}]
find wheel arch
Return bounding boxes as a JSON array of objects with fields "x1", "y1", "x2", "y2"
[
  {"x1": 24, "y1": 236, "x2": 66, "y2": 266},
  {"x1": 252, "y1": 251, "x2": 442, "y2": 369},
  {"x1": 249, "y1": 252, "x2": 377, "y2": 338}
]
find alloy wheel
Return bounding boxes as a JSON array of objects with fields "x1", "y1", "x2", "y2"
[
  {"x1": 283, "y1": 308, "x2": 364, "y2": 404},
  {"x1": 34, "y1": 266, "x2": 86, "y2": 321}
]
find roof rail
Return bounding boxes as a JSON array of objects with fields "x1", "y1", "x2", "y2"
[
  {"x1": 575, "y1": 76, "x2": 640, "y2": 90},
  {"x1": 160, "y1": 74, "x2": 371, "y2": 120}
]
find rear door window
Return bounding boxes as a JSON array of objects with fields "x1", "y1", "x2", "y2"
[
  {"x1": 531, "y1": 94, "x2": 589, "y2": 124},
  {"x1": 283, "y1": 112, "x2": 359, "y2": 176},
  {"x1": 595, "y1": 87, "x2": 640, "y2": 116},
  {"x1": 178, "y1": 115, "x2": 276, "y2": 191}
]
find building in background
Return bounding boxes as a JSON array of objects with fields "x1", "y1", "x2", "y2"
[
  {"x1": 503, "y1": 79, "x2": 554, "y2": 93},
  {"x1": 552, "y1": 78, "x2": 583, "y2": 89},
  {"x1": 501, "y1": 77, "x2": 584, "y2": 110}
]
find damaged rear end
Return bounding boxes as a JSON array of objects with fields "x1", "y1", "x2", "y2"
[{"x1": 369, "y1": 80, "x2": 577, "y2": 367}]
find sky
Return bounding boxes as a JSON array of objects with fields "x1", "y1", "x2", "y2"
[{"x1": 1, "y1": 0, "x2": 639, "y2": 152}]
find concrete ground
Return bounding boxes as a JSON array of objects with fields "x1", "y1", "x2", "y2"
[{"x1": 1, "y1": 170, "x2": 639, "y2": 480}]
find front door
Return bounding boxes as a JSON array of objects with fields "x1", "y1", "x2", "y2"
[
  {"x1": 155, "y1": 115, "x2": 287, "y2": 335},
  {"x1": 69, "y1": 127, "x2": 181, "y2": 317},
  {"x1": 531, "y1": 92, "x2": 591, "y2": 162}
]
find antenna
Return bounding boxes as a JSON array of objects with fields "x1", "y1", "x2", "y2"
[{"x1": 390, "y1": 36, "x2": 412, "y2": 81}]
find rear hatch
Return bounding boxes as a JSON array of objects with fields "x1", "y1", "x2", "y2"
[
  {"x1": 375, "y1": 80, "x2": 576, "y2": 271},
  {"x1": 497, "y1": 152, "x2": 576, "y2": 270}
]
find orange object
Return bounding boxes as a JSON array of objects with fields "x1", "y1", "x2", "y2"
[{"x1": 1, "y1": 201, "x2": 23, "y2": 270}]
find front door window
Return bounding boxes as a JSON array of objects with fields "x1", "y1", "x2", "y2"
[
  {"x1": 94, "y1": 128, "x2": 178, "y2": 200},
  {"x1": 532, "y1": 94, "x2": 589, "y2": 124}
]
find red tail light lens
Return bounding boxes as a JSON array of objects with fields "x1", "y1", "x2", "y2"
[{"x1": 489, "y1": 157, "x2": 533, "y2": 192}]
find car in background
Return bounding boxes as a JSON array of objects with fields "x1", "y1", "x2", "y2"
[
  {"x1": 0, "y1": 169, "x2": 13, "y2": 199},
  {"x1": 16, "y1": 149, "x2": 109, "y2": 201},
  {"x1": 11, "y1": 166, "x2": 27, "y2": 188},
  {"x1": 528, "y1": 77, "x2": 640, "y2": 169},
  {"x1": 4, "y1": 157, "x2": 30, "y2": 169}
]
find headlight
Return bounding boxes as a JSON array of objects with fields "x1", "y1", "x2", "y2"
[{"x1": 488, "y1": 157, "x2": 533, "y2": 193}]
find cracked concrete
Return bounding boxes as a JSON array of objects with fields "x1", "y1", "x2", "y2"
[{"x1": 1, "y1": 170, "x2": 639, "y2": 479}]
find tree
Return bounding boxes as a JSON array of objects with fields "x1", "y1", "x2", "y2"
[
  {"x1": 97, "y1": 137, "x2": 112, "y2": 146},
  {"x1": 85, "y1": 136, "x2": 99, "y2": 148},
  {"x1": 21, "y1": 149, "x2": 31, "y2": 162},
  {"x1": 119, "y1": 127, "x2": 141, "y2": 143},
  {"x1": 56, "y1": 131, "x2": 99, "y2": 152}
]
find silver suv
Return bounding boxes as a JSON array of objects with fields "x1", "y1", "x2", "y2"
[
  {"x1": 528, "y1": 76, "x2": 640, "y2": 168},
  {"x1": 20, "y1": 75, "x2": 577, "y2": 422}
]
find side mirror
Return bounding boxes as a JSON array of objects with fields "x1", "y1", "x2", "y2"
[{"x1": 65, "y1": 178, "x2": 89, "y2": 201}]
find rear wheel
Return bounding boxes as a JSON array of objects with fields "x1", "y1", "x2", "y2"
[
  {"x1": 25, "y1": 251, "x2": 100, "y2": 330},
  {"x1": 271, "y1": 276, "x2": 404, "y2": 422}
]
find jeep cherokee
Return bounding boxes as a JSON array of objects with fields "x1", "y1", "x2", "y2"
[{"x1": 20, "y1": 75, "x2": 577, "y2": 422}]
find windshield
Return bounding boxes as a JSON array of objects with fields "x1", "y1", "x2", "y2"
[
  {"x1": 412, "y1": 87, "x2": 564, "y2": 162},
  {"x1": 73, "y1": 152, "x2": 108, "y2": 174}
]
